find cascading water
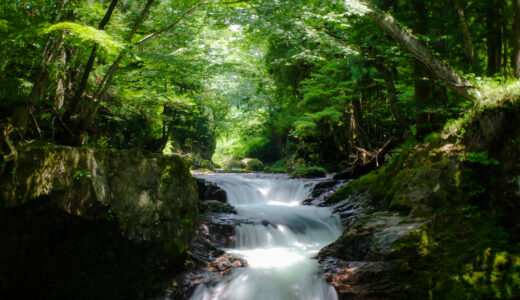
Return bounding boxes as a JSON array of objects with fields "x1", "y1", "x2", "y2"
[{"x1": 190, "y1": 173, "x2": 342, "y2": 300}]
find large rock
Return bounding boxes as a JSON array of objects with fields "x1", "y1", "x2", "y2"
[
  {"x1": 320, "y1": 257, "x2": 393, "y2": 300},
  {"x1": 319, "y1": 213, "x2": 424, "y2": 262},
  {"x1": 0, "y1": 144, "x2": 199, "y2": 259},
  {"x1": 318, "y1": 210, "x2": 423, "y2": 300}
]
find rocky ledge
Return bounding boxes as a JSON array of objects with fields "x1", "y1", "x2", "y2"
[{"x1": 0, "y1": 144, "x2": 199, "y2": 299}]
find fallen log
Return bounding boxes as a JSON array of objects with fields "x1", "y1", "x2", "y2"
[{"x1": 333, "y1": 138, "x2": 396, "y2": 180}]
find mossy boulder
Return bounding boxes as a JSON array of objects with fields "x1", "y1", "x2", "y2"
[
  {"x1": 0, "y1": 144, "x2": 199, "y2": 260},
  {"x1": 319, "y1": 212, "x2": 424, "y2": 262},
  {"x1": 243, "y1": 158, "x2": 264, "y2": 171},
  {"x1": 326, "y1": 144, "x2": 460, "y2": 215}
]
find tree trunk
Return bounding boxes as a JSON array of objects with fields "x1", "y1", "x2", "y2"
[
  {"x1": 453, "y1": 0, "x2": 475, "y2": 66},
  {"x1": 55, "y1": 44, "x2": 68, "y2": 110},
  {"x1": 486, "y1": 1, "x2": 503, "y2": 76},
  {"x1": 414, "y1": 60, "x2": 433, "y2": 139},
  {"x1": 351, "y1": 91, "x2": 371, "y2": 149},
  {"x1": 513, "y1": 0, "x2": 520, "y2": 77},
  {"x1": 92, "y1": 0, "x2": 155, "y2": 102},
  {"x1": 360, "y1": 0, "x2": 477, "y2": 100},
  {"x1": 84, "y1": 0, "x2": 155, "y2": 130},
  {"x1": 72, "y1": 0, "x2": 118, "y2": 105},
  {"x1": 13, "y1": 34, "x2": 62, "y2": 134},
  {"x1": 372, "y1": 60, "x2": 407, "y2": 134}
]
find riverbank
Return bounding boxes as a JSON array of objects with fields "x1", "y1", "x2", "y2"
[{"x1": 318, "y1": 96, "x2": 520, "y2": 299}]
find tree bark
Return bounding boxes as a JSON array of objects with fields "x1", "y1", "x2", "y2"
[
  {"x1": 13, "y1": 34, "x2": 62, "y2": 133},
  {"x1": 351, "y1": 91, "x2": 371, "y2": 149},
  {"x1": 13, "y1": 0, "x2": 71, "y2": 137},
  {"x1": 372, "y1": 60, "x2": 407, "y2": 134},
  {"x1": 453, "y1": 0, "x2": 475, "y2": 66},
  {"x1": 486, "y1": 1, "x2": 503, "y2": 76},
  {"x1": 513, "y1": 0, "x2": 520, "y2": 77},
  {"x1": 72, "y1": 0, "x2": 118, "y2": 105},
  {"x1": 359, "y1": 1, "x2": 477, "y2": 100},
  {"x1": 414, "y1": 60, "x2": 432, "y2": 138}
]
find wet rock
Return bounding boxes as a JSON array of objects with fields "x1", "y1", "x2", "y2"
[
  {"x1": 303, "y1": 180, "x2": 349, "y2": 206},
  {"x1": 312, "y1": 180, "x2": 340, "y2": 197},
  {"x1": 199, "y1": 200, "x2": 236, "y2": 214},
  {"x1": 196, "y1": 178, "x2": 228, "y2": 203},
  {"x1": 318, "y1": 195, "x2": 423, "y2": 299},
  {"x1": 320, "y1": 256, "x2": 393, "y2": 300},
  {"x1": 165, "y1": 251, "x2": 247, "y2": 300},
  {"x1": 198, "y1": 219, "x2": 236, "y2": 249},
  {"x1": 161, "y1": 220, "x2": 247, "y2": 300},
  {"x1": 319, "y1": 213, "x2": 424, "y2": 262},
  {"x1": 330, "y1": 192, "x2": 374, "y2": 227}
]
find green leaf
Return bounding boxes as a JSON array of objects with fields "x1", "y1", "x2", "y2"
[{"x1": 43, "y1": 22, "x2": 124, "y2": 54}]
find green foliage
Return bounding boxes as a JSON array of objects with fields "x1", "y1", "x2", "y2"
[
  {"x1": 44, "y1": 22, "x2": 124, "y2": 54},
  {"x1": 461, "y1": 152, "x2": 500, "y2": 166},
  {"x1": 290, "y1": 166, "x2": 326, "y2": 178},
  {"x1": 244, "y1": 158, "x2": 264, "y2": 171},
  {"x1": 73, "y1": 170, "x2": 92, "y2": 180}
]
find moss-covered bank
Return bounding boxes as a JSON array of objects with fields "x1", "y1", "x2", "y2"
[
  {"x1": 324, "y1": 100, "x2": 520, "y2": 299},
  {"x1": 0, "y1": 144, "x2": 199, "y2": 298}
]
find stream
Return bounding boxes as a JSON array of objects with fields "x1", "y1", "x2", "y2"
[{"x1": 190, "y1": 173, "x2": 342, "y2": 300}]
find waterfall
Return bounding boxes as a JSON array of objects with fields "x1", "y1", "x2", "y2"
[{"x1": 191, "y1": 173, "x2": 342, "y2": 300}]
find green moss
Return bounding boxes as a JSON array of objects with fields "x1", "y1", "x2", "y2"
[
  {"x1": 390, "y1": 207, "x2": 520, "y2": 299},
  {"x1": 326, "y1": 153, "x2": 407, "y2": 205},
  {"x1": 160, "y1": 165, "x2": 173, "y2": 190},
  {"x1": 264, "y1": 166, "x2": 288, "y2": 173},
  {"x1": 290, "y1": 166, "x2": 326, "y2": 178},
  {"x1": 244, "y1": 158, "x2": 264, "y2": 171}
]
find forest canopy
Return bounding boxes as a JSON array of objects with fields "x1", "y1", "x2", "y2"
[{"x1": 2, "y1": 0, "x2": 520, "y2": 171}]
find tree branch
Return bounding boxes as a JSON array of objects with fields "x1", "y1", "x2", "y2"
[{"x1": 134, "y1": 3, "x2": 204, "y2": 46}]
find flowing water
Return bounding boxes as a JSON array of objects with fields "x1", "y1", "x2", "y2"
[{"x1": 190, "y1": 173, "x2": 342, "y2": 300}]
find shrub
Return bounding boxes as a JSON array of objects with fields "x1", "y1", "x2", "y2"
[
  {"x1": 290, "y1": 166, "x2": 326, "y2": 178},
  {"x1": 243, "y1": 158, "x2": 264, "y2": 171}
]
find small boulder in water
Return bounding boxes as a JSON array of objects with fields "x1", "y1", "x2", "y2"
[
  {"x1": 196, "y1": 178, "x2": 228, "y2": 202},
  {"x1": 311, "y1": 180, "x2": 340, "y2": 198},
  {"x1": 199, "y1": 200, "x2": 237, "y2": 214},
  {"x1": 243, "y1": 158, "x2": 264, "y2": 171}
]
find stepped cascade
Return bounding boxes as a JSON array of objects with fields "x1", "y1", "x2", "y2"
[{"x1": 191, "y1": 173, "x2": 342, "y2": 300}]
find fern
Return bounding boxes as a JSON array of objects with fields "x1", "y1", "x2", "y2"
[{"x1": 44, "y1": 22, "x2": 124, "y2": 54}]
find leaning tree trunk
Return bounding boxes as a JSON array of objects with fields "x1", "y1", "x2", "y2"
[
  {"x1": 359, "y1": 0, "x2": 478, "y2": 100},
  {"x1": 513, "y1": 0, "x2": 520, "y2": 78}
]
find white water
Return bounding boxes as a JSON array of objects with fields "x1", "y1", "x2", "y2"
[{"x1": 190, "y1": 173, "x2": 342, "y2": 300}]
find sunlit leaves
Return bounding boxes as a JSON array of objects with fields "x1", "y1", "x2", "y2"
[
  {"x1": 44, "y1": 22, "x2": 125, "y2": 54},
  {"x1": 341, "y1": 0, "x2": 370, "y2": 16}
]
